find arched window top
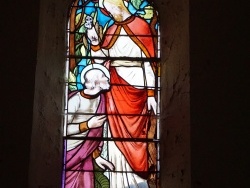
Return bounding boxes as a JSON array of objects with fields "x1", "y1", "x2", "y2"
[{"x1": 63, "y1": 0, "x2": 160, "y2": 187}]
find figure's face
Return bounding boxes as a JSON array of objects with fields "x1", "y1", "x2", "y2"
[
  {"x1": 85, "y1": 70, "x2": 96, "y2": 90},
  {"x1": 103, "y1": 1, "x2": 123, "y2": 21},
  {"x1": 85, "y1": 69, "x2": 110, "y2": 93},
  {"x1": 98, "y1": 71, "x2": 110, "y2": 90}
]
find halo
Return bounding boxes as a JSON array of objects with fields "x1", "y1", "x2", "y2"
[{"x1": 80, "y1": 64, "x2": 110, "y2": 84}]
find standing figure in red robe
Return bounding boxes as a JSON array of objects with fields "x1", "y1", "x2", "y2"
[{"x1": 87, "y1": 0, "x2": 157, "y2": 187}]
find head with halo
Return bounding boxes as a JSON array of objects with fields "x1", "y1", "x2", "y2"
[
  {"x1": 99, "y1": 0, "x2": 130, "y2": 21},
  {"x1": 80, "y1": 64, "x2": 110, "y2": 95}
]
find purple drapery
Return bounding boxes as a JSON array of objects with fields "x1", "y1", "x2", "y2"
[{"x1": 65, "y1": 94, "x2": 105, "y2": 188}]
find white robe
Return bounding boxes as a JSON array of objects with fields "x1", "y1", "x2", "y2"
[
  {"x1": 66, "y1": 92, "x2": 100, "y2": 151},
  {"x1": 92, "y1": 28, "x2": 153, "y2": 188}
]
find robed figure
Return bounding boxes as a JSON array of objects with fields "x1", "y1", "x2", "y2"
[{"x1": 87, "y1": 0, "x2": 158, "y2": 187}]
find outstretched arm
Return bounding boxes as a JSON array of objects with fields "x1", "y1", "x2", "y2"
[
  {"x1": 67, "y1": 93, "x2": 107, "y2": 135},
  {"x1": 144, "y1": 61, "x2": 157, "y2": 114},
  {"x1": 67, "y1": 115, "x2": 107, "y2": 136},
  {"x1": 85, "y1": 16, "x2": 108, "y2": 63}
]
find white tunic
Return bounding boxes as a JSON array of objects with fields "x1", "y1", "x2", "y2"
[
  {"x1": 92, "y1": 28, "x2": 155, "y2": 89},
  {"x1": 66, "y1": 92, "x2": 100, "y2": 151}
]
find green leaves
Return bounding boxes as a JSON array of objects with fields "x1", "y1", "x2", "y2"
[
  {"x1": 94, "y1": 161, "x2": 110, "y2": 188},
  {"x1": 131, "y1": 0, "x2": 143, "y2": 9},
  {"x1": 68, "y1": 71, "x2": 77, "y2": 91}
]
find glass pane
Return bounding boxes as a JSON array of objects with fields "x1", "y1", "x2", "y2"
[{"x1": 63, "y1": 0, "x2": 160, "y2": 187}]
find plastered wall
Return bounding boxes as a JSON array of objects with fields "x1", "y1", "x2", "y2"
[{"x1": 2, "y1": 0, "x2": 249, "y2": 188}]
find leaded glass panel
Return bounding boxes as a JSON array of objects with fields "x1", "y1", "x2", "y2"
[{"x1": 63, "y1": 0, "x2": 160, "y2": 187}]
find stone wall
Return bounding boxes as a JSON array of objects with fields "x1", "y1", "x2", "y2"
[
  {"x1": 28, "y1": 0, "x2": 69, "y2": 187},
  {"x1": 159, "y1": 0, "x2": 190, "y2": 187}
]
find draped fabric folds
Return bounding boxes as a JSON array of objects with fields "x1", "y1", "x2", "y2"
[
  {"x1": 65, "y1": 94, "x2": 105, "y2": 188},
  {"x1": 106, "y1": 67, "x2": 150, "y2": 178}
]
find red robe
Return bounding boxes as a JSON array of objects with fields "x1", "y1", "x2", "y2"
[{"x1": 101, "y1": 16, "x2": 156, "y2": 178}]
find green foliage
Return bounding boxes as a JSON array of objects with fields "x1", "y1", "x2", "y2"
[
  {"x1": 79, "y1": 25, "x2": 87, "y2": 34},
  {"x1": 75, "y1": 43, "x2": 83, "y2": 63},
  {"x1": 68, "y1": 71, "x2": 77, "y2": 91},
  {"x1": 131, "y1": 0, "x2": 143, "y2": 9},
  {"x1": 94, "y1": 162, "x2": 110, "y2": 188},
  {"x1": 75, "y1": 31, "x2": 82, "y2": 42}
]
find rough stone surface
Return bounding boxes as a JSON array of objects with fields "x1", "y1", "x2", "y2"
[
  {"x1": 28, "y1": 0, "x2": 69, "y2": 187},
  {"x1": 159, "y1": 0, "x2": 190, "y2": 187}
]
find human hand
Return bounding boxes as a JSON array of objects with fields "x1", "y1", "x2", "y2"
[
  {"x1": 87, "y1": 115, "x2": 106, "y2": 129},
  {"x1": 95, "y1": 156, "x2": 115, "y2": 171},
  {"x1": 147, "y1": 96, "x2": 156, "y2": 114}
]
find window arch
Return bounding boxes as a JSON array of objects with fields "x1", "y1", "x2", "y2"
[
  {"x1": 28, "y1": 0, "x2": 190, "y2": 187},
  {"x1": 62, "y1": 0, "x2": 161, "y2": 187}
]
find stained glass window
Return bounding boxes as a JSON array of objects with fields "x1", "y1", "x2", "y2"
[{"x1": 62, "y1": 0, "x2": 160, "y2": 187}]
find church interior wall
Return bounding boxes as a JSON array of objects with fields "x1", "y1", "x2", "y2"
[{"x1": 1, "y1": 0, "x2": 249, "y2": 187}]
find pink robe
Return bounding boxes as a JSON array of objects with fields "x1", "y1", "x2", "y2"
[{"x1": 65, "y1": 94, "x2": 105, "y2": 188}]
